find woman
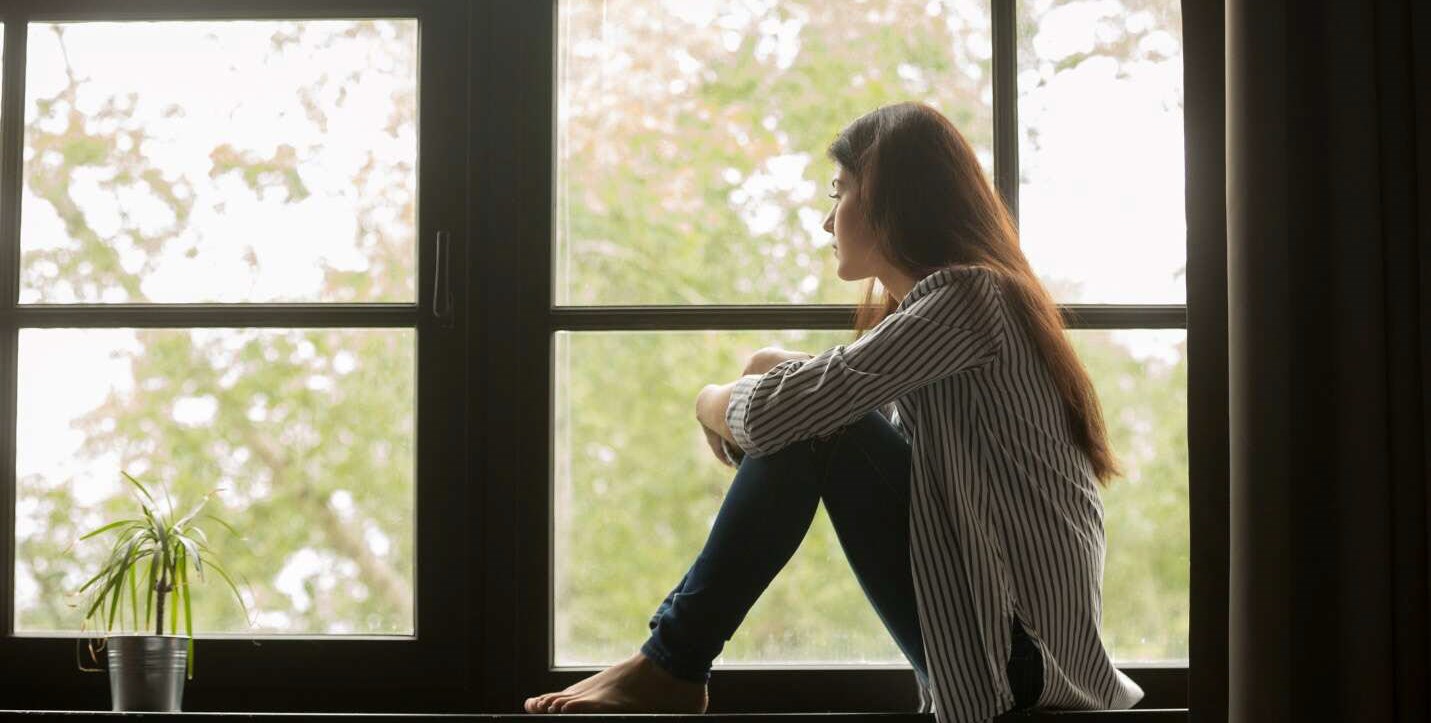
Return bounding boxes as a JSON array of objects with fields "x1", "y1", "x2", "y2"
[{"x1": 524, "y1": 101, "x2": 1145, "y2": 721}]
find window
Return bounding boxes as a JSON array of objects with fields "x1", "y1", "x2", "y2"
[
  {"x1": 0, "y1": 0, "x2": 1208, "y2": 714},
  {"x1": 1014, "y1": 0, "x2": 1189, "y2": 666},
  {"x1": 0, "y1": 0, "x2": 469, "y2": 709},
  {"x1": 539, "y1": 0, "x2": 1189, "y2": 711}
]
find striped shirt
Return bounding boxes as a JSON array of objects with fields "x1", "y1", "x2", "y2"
[{"x1": 725, "y1": 265, "x2": 1145, "y2": 722}]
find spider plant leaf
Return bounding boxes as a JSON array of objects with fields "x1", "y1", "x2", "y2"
[
  {"x1": 127, "y1": 561, "x2": 139, "y2": 631},
  {"x1": 109, "y1": 534, "x2": 143, "y2": 631},
  {"x1": 178, "y1": 553, "x2": 194, "y2": 680},
  {"x1": 86, "y1": 535, "x2": 129, "y2": 630},
  {"x1": 77, "y1": 519, "x2": 140, "y2": 542},
  {"x1": 175, "y1": 533, "x2": 203, "y2": 580},
  {"x1": 143, "y1": 553, "x2": 157, "y2": 631},
  {"x1": 132, "y1": 528, "x2": 158, "y2": 551},
  {"x1": 76, "y1": 563, "x2": 113, "y2": 594},
  {"x1": 121, "y1": 471, "x2": 156, "y2": 507},
  {"x1": 177, "y1": 549, "x2": 191, "y2": 627},
  {"x1": 159, "y1": 478, "x2": 176, "y2": 526},
  {"x1": 203, "y1": 559, "x2": 252, "y2": 625},
  {"x1": 82, "y1": 567, "x2": 118, "y2": 621},
  {"x1": 201, "y1": 513, "x2": 253, "y2": 555},
  {"x1": 105, "y1": 559, "x2": 126, "y2": 632},
  {"x1": 201, "y1": 513, "x2": 243, "y2": 540},
  {"x1": 173, "y1": 489, "x2": 218, "y2": 533},
  {"x1": 82, "y1": 553, "x2": 128, "y2": 617},
  {"x1": 139, "y1": 503, "x2": 161, "y2": 533},
  {"x1": 101, "y1": 545, "x2": 133, "y2": 580},
  {"x1": 111, "y1": 526, "x2": 147, "y2": 556},
  {"x1": 171, "y1": 545, "x2": 183, "y2": 636}
]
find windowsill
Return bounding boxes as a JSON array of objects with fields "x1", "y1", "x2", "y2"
[{"x1": 0, "y1": 710, "x2": 1189, "y2": 721}]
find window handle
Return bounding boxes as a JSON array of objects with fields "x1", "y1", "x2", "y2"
[{"x1": 433, "y1": 230, "x2": 455, "y2": 328}]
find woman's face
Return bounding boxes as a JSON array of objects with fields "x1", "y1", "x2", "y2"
[{"x1": 822, "y1": 165, "x2": 885, "y2": 282}]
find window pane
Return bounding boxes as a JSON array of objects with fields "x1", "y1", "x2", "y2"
[
  {"x1": 554, "y1": 327, "x2": 1186, "y2": 665},
  {"x1": 1070, "y1": 329, "x2": 1188, "y2": 663},
  {"x1": 1017, "y1": 1, "x2": 1185, "y2": 303},
  {"x1": 20, "y1": 20, "x2": 417, "y2": 304},
  {"x1": 14, "y1": 328, "x2": 415, "y2": 635},
  {"x1": 554, "y1": 329, "x2": 904, "y2": 665},
  {"x1": 556, "y1": 1, "x2": 993, "y2": 306}
]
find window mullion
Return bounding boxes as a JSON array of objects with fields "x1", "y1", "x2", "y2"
[
  {"x1": 10, "y1": 305, "x2": 423, "y2": 328},
  {"x1": 548, "y1": 305, "x2": 1188, "y2": 332},
  {"x1": 0, "y1": 10, "x2": 27, "y2": 644},
  {"x1": 992, "y1": 0, "x2": 1019, "y2": 221}
]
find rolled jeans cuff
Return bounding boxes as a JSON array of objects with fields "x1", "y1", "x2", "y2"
[{"x1": 639, "y1": 634, "x2": 711, "y2": 685}]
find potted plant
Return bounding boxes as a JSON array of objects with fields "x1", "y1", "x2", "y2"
[{"x1": 68, "y1": 471, "x2": 253, "y2": 712}]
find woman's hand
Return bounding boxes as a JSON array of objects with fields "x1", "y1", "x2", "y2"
[
  {"x1": 700, "y1": 422, "x2": 739, "y2": 467},
  {"x1": 696, "y1": 383, "x2": 742, "y2": 466},
  {"x1": 691, "y1": 348, "x2": 811, "y2": 467},
  {"x1": 696, "y1": 382, "x2": 737, "y2": 441},
  {"x1": 743, "y1": 347, "x2": 814, "y2": 376}
]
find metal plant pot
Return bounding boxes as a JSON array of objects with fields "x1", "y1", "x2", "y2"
[{"x1": 105, "y1": 634, "x2": 188, "y2": 712}]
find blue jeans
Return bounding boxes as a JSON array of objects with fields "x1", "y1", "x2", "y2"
[{"x1": 639, "y1": 410, "x2": 1043, "y2": 711}]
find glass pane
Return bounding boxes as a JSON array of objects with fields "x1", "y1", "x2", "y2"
[
  {"x1": 554, "y1": 329, "x2": 904, "y2": 665},
  {"x1": 20, "y1": 20, "x2": 418, "y2": 304},
  {"x1": 556, "y1": 1, "x2": 994, "y2": 306},
  {"x1": 553, "y1": 327, "x2": 1186, "y2": 665},
  {"x1": 1017, "y1": 0, "x2": 1185, "y2": 303},
  {"x1": 14, "y1": 328, "x2": 415, "y2": 635},
  {"x1": 1070, "y1": 329, "x2": 1188, "y2": 663}
]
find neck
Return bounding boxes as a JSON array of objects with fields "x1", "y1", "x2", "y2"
[{"x1": 881, "y1": 268, "x2": 918, "y2": 303}]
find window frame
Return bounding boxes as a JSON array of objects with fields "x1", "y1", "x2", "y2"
[
  {"x1": 484, "y1": 0, "x2": 1209, "y2": 713},
  {"x1": 0, "y1": 0, "x2": 473, "y2": 710},
  {"x1": 0, "y1": 0, "x2": 1228, "y2": 714}
]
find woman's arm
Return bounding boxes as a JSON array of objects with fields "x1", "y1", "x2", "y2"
[
  {"x1": 725, "y1": 282, "x2": 1005, "y2": 458},
  {"x1": 695, "y1": 347, "x2": 814, "y2": 447},
  {"x1": 696, "y1": 380, "x2": 741, "y2": 444}
]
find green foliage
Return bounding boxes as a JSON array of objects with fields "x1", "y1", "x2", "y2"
[{"x1": 70, "y1": 471, "x2": 252, "y2": 679}]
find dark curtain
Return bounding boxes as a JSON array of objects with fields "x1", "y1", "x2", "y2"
[{"x1": 1226, "y1": 0, "x2": 1430, "y2": 721}]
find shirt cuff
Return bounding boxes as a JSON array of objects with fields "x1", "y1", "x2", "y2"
[
  {"x1": 719, "y1": 437, "x2": 745, "y2": 466},
  {"x1": 725, "y1": 372, "x2": 763, "y2": 457}
]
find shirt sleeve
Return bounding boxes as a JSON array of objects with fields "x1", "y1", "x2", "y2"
[{"x1": 725, "y1": 281, "x2": 1005, "y2": 458}]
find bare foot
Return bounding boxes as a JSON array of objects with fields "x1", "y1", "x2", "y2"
[{"x1": 523, "y1": 650, "x2": 708, "y2": 713}]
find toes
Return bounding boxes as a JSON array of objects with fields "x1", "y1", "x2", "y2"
[
  {"x1": 562, "y1": 693, "x2": 631, "y2": 713},
  {"x1": 526, "y1": 693, "x2": 560, "y2": 713},
  {"x1": 549, "y1": 694, "x2": 578, "y2": 712},
  {"x1": 555, "y1": 697, "x2": 603, "y2": 713}
]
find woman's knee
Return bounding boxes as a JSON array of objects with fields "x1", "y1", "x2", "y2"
[
  {"x1": 815, "y1": 412, "x2": 912, "y2": 494},
  {"x1": 739, "y1": 411, "x2": 891, "y2": 470},
  {"x1": 811, "y1": 410, "x2": 888, "y2": 448}
]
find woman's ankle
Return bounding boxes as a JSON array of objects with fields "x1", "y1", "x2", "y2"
[{"x1": 636, "y1": 649, "x2": 707, "y2": 687}]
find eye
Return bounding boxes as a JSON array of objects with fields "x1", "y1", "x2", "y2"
[{"x1": 827, "y1": 193, "x2": 839, "y2": 200}]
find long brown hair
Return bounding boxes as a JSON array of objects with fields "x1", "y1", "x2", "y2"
[{"x1": 826, "y1": 101, "x2": 1122, "y2": 487}]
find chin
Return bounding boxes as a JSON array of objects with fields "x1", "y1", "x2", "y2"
[{"x1": 835, "y1": 263, "x2": 865, "y2": 283}]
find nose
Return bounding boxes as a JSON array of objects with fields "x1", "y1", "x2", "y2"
[{"x1": 822, "y1": 207, "x2": 834, "y2": 235}]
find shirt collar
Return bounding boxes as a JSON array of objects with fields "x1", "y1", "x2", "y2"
[{"x1": 895, "y1": 266, "x2": 976, "y2": 313}]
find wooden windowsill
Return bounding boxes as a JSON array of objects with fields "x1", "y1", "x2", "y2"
[{"x1": 0, "y1": 710, "x2": 1190, "y2": 721}]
